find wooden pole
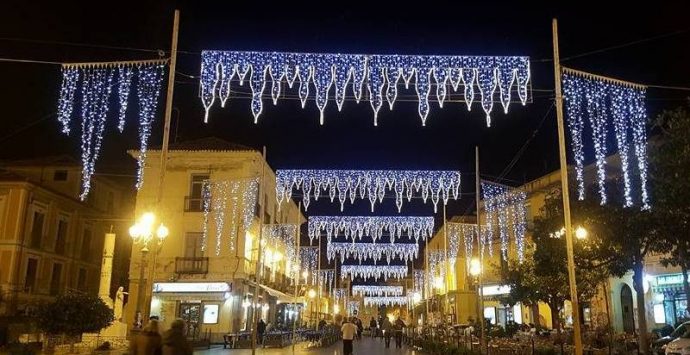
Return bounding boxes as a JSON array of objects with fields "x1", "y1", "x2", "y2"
[
  {"x1": 292, "y1": 202, "x2": 301, "y2": 355},
  {"x1": 251, "y1": 147, "x2": 268, "y2": 355},
  {"x1": 443, "y1": 204, "x2": 450, "y2": 323},
  {"x1": 475, "y1": 146, "x2": 486, "y2": 354},
  {"x1": 552, "y1": 18, "x2": 583, "y2": 355}
]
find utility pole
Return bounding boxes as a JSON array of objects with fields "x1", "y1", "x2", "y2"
[
  {"x1": 475, "y1": 146, "x2": 486, "y2": 354},
  {"x1": 251, "y1": 147, "x2": 268, "y2": 355},
  {"x1": 552, "y1": 18, "x2": 583, "y2": 355},
  {"x1": 292, "y1": 202, "x2": 301, "y2": 355}
]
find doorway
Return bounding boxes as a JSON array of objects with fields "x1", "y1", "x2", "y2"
[
  {"x1": 179, "y1": 303, "x2": 202, "y2": 339},
  {"x1": 621, "y1": 284, "x2": 635, "y2": 333}
]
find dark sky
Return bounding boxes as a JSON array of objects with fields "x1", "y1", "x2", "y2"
[{"x1": 1, "y1": 1, "x2": 689, "y2": 224}]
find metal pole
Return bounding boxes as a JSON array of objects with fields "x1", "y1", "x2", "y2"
[
  {"x1": 134, "y1": 247, "x2": 149, "y2": 329},
  {"x1": 251, "y1": 147, "x2": 268, "y2": 355},
  {"x1": 475, "y1": 146, "x2": 486, "y2": 354},
  {"x1": 443, "y1": 204, "x2": 450, "y2": 323},
  {"x1": 316, "y1": 236, "x2": 322, "y2": 331},
  {"x1": 424, "y1": 241, "x2": 430, "y2": 324},
  {"x1": 292, "y1": 202, "x2": 301, "y2": 355},
  {"x1": 552, "y1": 18, "x2": 583, "y2": 355}
]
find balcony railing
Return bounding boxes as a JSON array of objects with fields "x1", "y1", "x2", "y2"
[
  {"x1": 184, "y1": 196, "x2": 204, "y2": 212},
  {"x1": 175, "y1": 257, "x2": 209, "y2": 274}
]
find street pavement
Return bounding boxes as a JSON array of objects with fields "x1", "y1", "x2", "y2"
[{"x1": 194, "y1": 337, "x2": 418, "y2": 355}]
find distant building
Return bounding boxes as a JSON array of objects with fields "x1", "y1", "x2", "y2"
[
  {"x1": 125, "y1": 137, "x2": 306, "y2": 342},
  {"x1": 0, "y1": 155, "x2": 132, "y2": 320}
]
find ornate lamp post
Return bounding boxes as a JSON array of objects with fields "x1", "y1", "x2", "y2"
[{"x1": 129, "y1": 212, "x2": 168, "y2": 329}]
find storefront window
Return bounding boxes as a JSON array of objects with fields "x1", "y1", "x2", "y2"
[
  {"x1": 484, "y1": 307, "x2": 496, "y2": 325},
  {"x1": 654, "y1": 304, "x2": 666, "y2": 324},
  {"x1": 203, "y1": 304, "x2": 219, "y2": 324}
]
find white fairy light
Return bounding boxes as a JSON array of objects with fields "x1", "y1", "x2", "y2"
[
  {"x1": 481, "y1": 182, "x2": 527, "y2": 261},
  {"x1": 340, "y1": 265, "x2": 408, "y2": 281},
  {"x1": 327, "y1": 242, "x2": 418, "y2": 265},
  {"x1": 202, "y1": 178, "x2": 259, "y2": 253},
  {"x1": 56, "y1": 61, "x2": 167, "y2": 200},
  {"x1": 300, "y1": 247, "x2": 318, "y2": 285},
  {"x1": 348, "y1": 301, "x2": 360, "y2": 314},
  {"x1": 263, "y1": 224, "x2": 299, "y2": 270},
  {"x1": 200, "y1": 51, "x2": 531, "y2": 126},
  {"x1": 309, "y1": 216, "x2": 434, "y2": 244},
  {"x1": 562, "y1": 70, "x2": 649, "y2": 209},
  {"x1": 413, "y1": 269, "x2": 425, "y2": 293},
  {"x1": 332, "y1": 288, "x2": 349, "y2": 302},
  {"x1": 447, "y1": 223, "x2": 490, "y2": 268},
  {"x1": 352, "y1": 285, "x2": 404, "y2": 297},
  {"x1": 276, "y1": 169, "x2": 460, "y2": 213},
  {"x1": 319, "y1": 270, "x2": 335, "y2": 294},
  {"x1": 363, "y1": 297, "x2": 408, "y2": 307},
  {"x1": 428, "y1": 250, "x2": 446, "y2": 282}
]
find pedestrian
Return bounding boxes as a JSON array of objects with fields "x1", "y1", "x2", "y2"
[
  {"x1": 394, "y1": 317, "x2": 406, "y2": 348},
  {"x1": 257, "y1": 319, "x2": 267, "y2": 346},
  {"x1": 369, "y1": 317, "x2": 377, "y2": 338},
  {"x1": 381, "y1": 317, "x2": 393, "y2": 348},
  {"x1": 354, "y1": 316, "x2": 363, "y2": 340},
  {"x1": 130, "y1": 319, "x2": 162, "y2": 355},
  {"x1": 341, "y1": 318, "x2": 358, "y2": 355},
  {"x1": 161, "y1": 319, "x2": 192, "y2": 355}
]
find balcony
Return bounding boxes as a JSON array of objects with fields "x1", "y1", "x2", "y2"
[
  {"x1": 175, "y1": 257, "x2": 209, "y2": 274},
  {"x1": 184, "y1": 196, "x2": 204, "y2": 212}
]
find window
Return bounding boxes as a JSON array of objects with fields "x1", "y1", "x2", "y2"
[
  {"x1": 53, "y1": 170, "x2": 68, "y2": 181},
  {"x1": 77, "y1": 268, "x2": 87, "y2": 289},
  {"x1": 184, "y1": 233, "x2": 204, "y2": 258},
  {"x1": 30, "y1": 210, "x2": 45, "y2": 249},
  {"x1": 203, "y1": 304, "x2": 219, "y2": 324},
  {"x1": 187, "y1": 174, "x2": 209, "y2": 212},
  {"x1": 55, "y1": 219, "x2": 68, "y2": 255},
  {"x1": 80, "y1": 228, "x2": 92, "y2": 261},
  {"x1": 50, "y1": 263, "x2": 62, "y2": 295},
  {"x1": 25, "y1": 258, "x2": 38, "y2": 292}
]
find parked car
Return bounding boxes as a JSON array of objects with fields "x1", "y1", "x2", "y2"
[
  {"x1": 655, "y1": 322, "x2": 690, "y2": 355},
  {"x1": 665, "y1": 330, "x2": 690, "y2": 355}
]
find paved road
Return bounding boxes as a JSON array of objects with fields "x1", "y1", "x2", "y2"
[{"x1": 194, "y1": 337, "x2": 418, "y2": 355}]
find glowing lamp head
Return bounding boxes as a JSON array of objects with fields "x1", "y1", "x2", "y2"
[
  {"x1": 333, "y1": 304, "x2": 341, "y2": 314},
  {"x1": 129, "y1": 224, "x2": 142, "y2": 240},
  {"x1": 156, "y1": 224, "x2": 169, "y2": 240},
  {"x1": 575, "y1": 226, "x2": 588, "y2": 240},
  {"x1": 302, "y1": 270, "x2": 309, "y2": 279},
  {"x1": 141, "y1": 212, "x2": 155, "y2": 228},
  {"x1": 308, "y1": 289, "x2": 316, "y2": 299},
  {"x1": 434, "y1": 276, "x2": 444, "y2": 290},
  {"x1": 412, "y1": 292, "x2": 422, "y2": 304},
  {"x1": 469, "y1": 258, "x2": 482, "y2": 276}
]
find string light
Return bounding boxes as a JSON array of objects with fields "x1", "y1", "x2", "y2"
[
  {"x1": 56, "y1": 62, "x2": 167, "y2": 199},
  {"x1": 332, "y1": 288, "x2": 349, "y2": 302},
  {"x1": 428, "y1": 250, "x2": 446, "y2": 282},
  {"x1": 308, "y1": 216, "x2": 434, "y2": 244},
  {"x1": 348, "y1": 301, "x2": 360, "y2": 315},
  {"x1": 562, "y1": 71, "x2": 650, "y2": 209},
  {"x1": 202, "y1": 179, "x2": 259, "y2": 254},
  {"x1": 276, "y1": 169, "x2": 460, "y2": 212},
  {"x1": 447, "y1": 223, "x2": 490, "y2": 268},
  {"x1": 327, "y1": 242, "x2": 418, "y2": 264},
  {"x1": 363, "y1": 297, "x2": 408, "y2": 307},
  {"x1": 340, "y1": 265, "x2": 408, "y2": 281},
  {"x1": 263, "y1": 224, "x2": 299, "y2": 271},
  {"x1": 352, "y1": 285, "x2": 404, "y2": 297},
  {"x1": 482, "y1": 182, "x2": 527, "y2": 261},
  {"x1": 319, "y1": 270, "x2": 335, "y2": 294},
  {"x1": 413, "y1": 270, "x2": 425, "y2": 293},
  {"x1": 300, "y1": 247, "x2": 318, "y2": 285},
  {"x1": 200, "y1": 51, "x2": 531, "y2": 126}
]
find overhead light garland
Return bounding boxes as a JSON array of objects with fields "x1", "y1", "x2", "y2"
[
  {"x1": 263, "y1": 224, "x2": 298, "y2": 271},
  {"x1": 327, "y1": 242, "x2": 419, "y2": 265},
  {"x1": 363, "y1": 297, "x2": 408, "y2": 307},
  {"x1": 309, "y1": 216, "x2": 434, "y2": 244},
  {"x1": 428, "y1": 250, "x2": 447, "y2": 282},
  {"x1": 300, "y1": 247, "x2": 319, "y2": 285},
  {"x1": 352, "y1": 285, "x2": 404, "y2": 297},
  {"x1": 448, "y1": 223, "x2": 490, "y2": 269},
  {"x1": 562, "y1": 68, "x2": 649, "y2": 209},
  {"x1": 56, "y1": 61, "x2": 167, "y2": 200},
  {"x1": 413, "y1": 269, "x2": 425, "y2": 294},
  {"x1": 332, "y1": 288, "x2": 349, "y2": 302},
  {"x1": 348, "y1": 301, "x2": 360, "y2": 314},
  {"x1": 202, "y1": 178, "x2": 259, "y2": 254},
  {"x1": 482, "y1": 182, "x2": 527, "y2": 261},
  {"x1": 319, "y1": 269, "x2": 335, "y2": 294},
  {"x1": 341, "y1": 265, "x2": 408, "y2": 281},
  {"x1": 277, "y1": 169, "x2": 460, "y2": 212},
  {"x1": 200, "y1": 51, "x2": 530, "y2": 126}
]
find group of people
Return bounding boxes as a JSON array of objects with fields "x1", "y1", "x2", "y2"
[
  {"x1": 339, "y1": 315, "x2": 407, "y2": 355},
  {"x1": 130, "y1": 317, "x2": 193, "y2": 355}
]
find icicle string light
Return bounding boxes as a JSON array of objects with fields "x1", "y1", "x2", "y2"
[
  {"x1": 56, "y1": 61, "x2": 167, "y2": 199},
  {"x1": 447, "y1": 223, "x2": 490, "y2": 269},
  {"x1": 352, "y1": 285, "x2": 404, "y2": 297},
  {"x1": 481, "y1": 182, "x2": 527, "y2": 261},
  {"x1": 332, "y1": 288, "x2": 349, "y2": 302},
  {"x1": 340, "y1": 265, "x2": 408, "y2": 281},
  {"x1": 562, "y1": 69, "x2": 649, "y2": 209},
  {"x1": 309, "y1": 216, "x2": 434, "y2": 244},
  {"x1": 364, "y1": 297, "x2": 408, "y2": 307},
  {"x1": 348, "y1": 301, "x2": 360, "y2": 314},
  {"x1": 319, "y1": 270, "x2": 335, "y2": 294},
  {"x1": 413, "y1": 270, "x2": 425, "y2": 293},
  {"x1": 200, "y1": 50, "x2": 530, "y2": 126},
  {"x1": 263, "y1": 224, "x2": 299, "y2": 269},
  {"x1": 202, "y1": 179, "x2": 259, "y2": 254},
  {"x1": 300, "y1": 247, "x2": 319, "y2": 285},
  {"x1": 277, "y1": 169, "x2": 460, "y2": 212},
  {"x1": 327, "y1": 242, "x2": 418, "y2": 264}
]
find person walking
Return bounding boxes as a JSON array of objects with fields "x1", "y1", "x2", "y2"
[
  {"x1": 394, "y1": 317, "x2": 406, "y2": 348},
  {"x1": 161, "y1": 319, "x2": 192, "y2": 355},
  {"x1": 130, "y1": 319, "x2": 162, "y2": 355},
  {"x1": 369, "y1": 317, "x2": 377, "y2": 338},
  {"x1": 354, "y1": 316, "x2": 363, "y2": 340},
  {"x1": 381, "y1": 317, "x2": 393, "y2": 348},
  {"x1": 341, "y1": 318, "x2": 358, "y2": 355},
  {"x1": 257, "y1": 319, "x2": 267, "y2": 346}
]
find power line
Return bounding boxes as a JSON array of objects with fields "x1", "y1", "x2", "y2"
[
  {"x1": 561, "y1": 29, "x2": 690, "y2": 62},
  {"x1": 0, "y1": 57, "x2": 63, "y2": 65}
]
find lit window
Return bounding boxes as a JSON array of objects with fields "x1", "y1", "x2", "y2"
[
  {"x1": 654, "y1": 304, "x2": 666, "y2": 324},
  {"x1": 203, "y1": 304, "x2": 219, "y2": 324}
]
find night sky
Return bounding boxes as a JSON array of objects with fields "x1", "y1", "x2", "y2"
[{"x1": 1, "y1": 1, "x2": 689, "y2": 226}]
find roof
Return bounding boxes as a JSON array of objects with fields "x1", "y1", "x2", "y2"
[
  {"x1": 152, "y1": 137, "x2": 257, "y2": 152},
  {"x1": 0, "y1": 154, "x2": 81, "y2": 167}
]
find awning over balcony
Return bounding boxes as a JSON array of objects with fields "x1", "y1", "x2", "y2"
[{"x1": 259, "y1": 284, "x2": 295, "y2": 303}]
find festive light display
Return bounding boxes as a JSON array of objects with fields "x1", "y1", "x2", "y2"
[
  {"x1": 327, "y1": 242, "x2": 419, "y2": 264},
  {"x1": 348, "y1": 301, "x2": 360, "y2": 314},
  {"x1": 413, "y1": 269, "x2": 425, "y2": 293},
  {"x1": 56, "y1": 61, "x2": 167, "y2": 199},
  {"x1": 352, "y1": 285, "x2": 404, "y2": 297},
  {"x1": 447, "y1": 223, "x2": 490, "y2": 268},
  {"x1": 277, "y1": 169, "x2": 460, "y2": 212},
  {"x1": 263, "y1": 224, "x2": 298, "y2": 270},
  {"x1": 332, "y1": 288, "x2": 349, "y2": 302},
  {"x1": 202, "y1": 179, "x2": 259, "y2": 254},
  {"x1": 363, "y1": 297, "x2": 408, "y2": 307},
  {"x1": 428, "y1": 250, "x2": 446, "y2": 282},
  {"x1": 200, "y1": 51, "x2": 530, "y2": 126},
  {"x1": 319, "y1": 270, "x2": 335, "y2": 294},
  {"x1": 562, "y1": 70, "x2": 650, "y2": 209},
  {"x1": 340, "y1": 265, "x2": 408, "y2": 281},
  {"x1": 482, "y1": 182, "x2": 527, "y2": 261},
  {"x1": 308, "y1": 216, "x2": 434, "y2": 244},
  {"x1": 300, "y1": 247, "x2": 319, "y2": 285}
]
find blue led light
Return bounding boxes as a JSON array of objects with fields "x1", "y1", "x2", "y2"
[
  {"x1": 308, "y1": 216, "x2": 434, "y2": 244},
  {"x1": 327, "y1": 241, "x2": 419, "y2": 264},
  {"x1": 482, "y1": 182, "x2": 527, "y2": 261}
]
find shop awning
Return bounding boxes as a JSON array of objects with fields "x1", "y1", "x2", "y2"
[
  {"x1": 653, "y1": 284, "x2": 684, "y2": 295},
  {"x1": 259, "y1": 284, "x2": 295, "y2": 303}
]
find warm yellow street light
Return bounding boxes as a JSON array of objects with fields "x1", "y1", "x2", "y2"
[
  {"x1": 333, "y1": 304, "x2": 341, "y2": 314},
  {"x1": 412, "y1": 292, "x2": 422, "y2": 304},
  {"x1": 575, "y1": 226, "x2": 588, "y2": 240},
  {"x1": 433, "y1": 276, "x2": 444, "y2": 290},
  {"x1": 307, "y1": 288, "x2": 316, "y2": 299},
  {"x1": 469, "y1": 258, "x2": 482, "y2": 276}
]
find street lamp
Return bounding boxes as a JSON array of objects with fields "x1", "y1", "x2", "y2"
[
  {"x1": 575, "y1": 226, "x2": 588, "y2": 240},
  {"x1": 469, "y1": 257, "x2": 485, "y2": 353},
  {"x1": 129, "y1": 212, "x2": 168, "y2": 329},
  {"x1": 307, "y1": 288, "x2": 317, "y2": 329}
]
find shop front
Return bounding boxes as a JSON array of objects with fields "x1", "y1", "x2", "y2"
[{"x1": 651, "y1": 273, "x2": 689, "y2": 327}]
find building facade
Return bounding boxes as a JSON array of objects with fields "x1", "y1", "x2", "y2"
[{"x1": 124, "y1": 138, "x2": 304, "y2": 342}]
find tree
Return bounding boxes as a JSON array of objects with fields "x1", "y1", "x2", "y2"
[
  {"x1": 650, "y1": 104, "x2": 690, "y2": 318},
  {"x1": 502, "y1": 191, "x2": 610, "y2": 332},
  {"x1": 36, "y1": 291, "x2": 114, "y2": 352}
]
